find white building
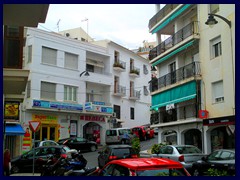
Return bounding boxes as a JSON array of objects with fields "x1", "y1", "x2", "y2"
[
  {"x1": 22, "y1": 27, "x2": 151, "y2": 146},
  {"x1": 148, "y1": 4, "x2": 235, "y2": 153}
]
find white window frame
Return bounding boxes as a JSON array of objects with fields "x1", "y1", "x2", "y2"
[
  {"x1": 27, "y1": 45, "x2": 32, "y2": 63},
  {"x1": 42, "y1": 46, "x2": 57, "y2": 65},
  {"x1": 210, "y1": 36, "x2": 222, "y2": 59},
  {"x1": 64, "y1": 52, "x2": 78, "y2": 70},
  {"x1": 212, "y1": 80, "x2": 224, "y2": 103},
  {"x1": 41, "y1": 81, "x2": 56, "y2": 100},
  {"x1": 64, "y1": 85, "x2": 77, "y2": 102}
]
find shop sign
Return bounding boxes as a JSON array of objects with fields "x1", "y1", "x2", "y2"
[
  {"x1": 85, "y1": 103, "x2": 113, "y2": 114},
  {"x1": 85, "y1": 102, "x2": 92, "y2": 110},
  {"x1": 203, "y1": 115, "x2": 235, "y2": 126},
  {"x1": 4, "y1": 101, "x2": 20, "y2": 120},
  {"x1": 33, "y1": 114, "x2": 58, "y2": 124},
  {"x1": 80, "y1": 115, "x2": 105, "y2": 122},
  {"x1": 33, "y1": 99, "x2": 83, "y2": 111}
]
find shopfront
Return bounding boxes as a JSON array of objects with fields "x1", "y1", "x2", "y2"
[{"x1": 203, "y1": 115, "x2": 235, "y2": 153}]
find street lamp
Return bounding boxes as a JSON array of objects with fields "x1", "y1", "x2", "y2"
[
  {"x1": 205, "y1": 13, "x2": 231, "y2": 28},
  {"x1": 151, "y1": 66, "x2": 157, "y2": 73},
  {"x1": 80, "y1": 70, "x2": 90, "y2": 77}
]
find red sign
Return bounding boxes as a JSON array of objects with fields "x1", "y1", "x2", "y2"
[
  {"x1": 29, "y1": 121, "x2": 41, "y2": 132},
  {"x1": 80, "y1": 115, "x2": 105, "y2": 122},
  {"x1": 198, "y1": 110, "x2": 209, "y2": 119}
]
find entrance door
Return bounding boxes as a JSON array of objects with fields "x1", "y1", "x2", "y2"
[{"x1": 39, "y1": 125, "x2": 57, "y2": 141}]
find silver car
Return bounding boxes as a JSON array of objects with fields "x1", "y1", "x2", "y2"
[{"x1": 151, "y1": 145, "x2": 207, "y2": 174}]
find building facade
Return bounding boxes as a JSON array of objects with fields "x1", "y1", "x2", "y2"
[
  {"x1": 22, "y1": 27, "x2": 151, "y2": 150},
  {"x1": 3, "y1": 4, "x2": 49, "y2": 158},
  {"x1": 148, "y1": 4, "x2": 235, "y2": 153}
]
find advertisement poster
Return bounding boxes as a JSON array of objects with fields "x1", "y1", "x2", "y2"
[{"x1": 4, "y1": 101, "x2": 19, "y2": 120}]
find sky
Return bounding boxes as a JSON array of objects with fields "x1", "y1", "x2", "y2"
[{"x1": 38, "y1": 4, "x2": 160, "y2": 50}]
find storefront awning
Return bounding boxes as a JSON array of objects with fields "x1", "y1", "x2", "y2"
[
  {"x1": 5, "y1": 124, "x2": 25, "y2": 136},
  {"x1": 151, "y1": 81, "x2": 196, "y2": 110},
  {"x1": 152, "y1": 40, "x2": 195, "y2": 66},
  {"x1": 152, "y1": 4, "x2": 192, "y2": 34}
]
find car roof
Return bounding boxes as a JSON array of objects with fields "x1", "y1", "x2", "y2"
[
  {"x1": 107, "y1": 128, "x2": 130, "y2": 130},
  {"x1": 107, "y1": 158, "x2": 183, "y2": 170},
  {"x1": 107, "y1": 144, "x2": 132, "y2": 148}
]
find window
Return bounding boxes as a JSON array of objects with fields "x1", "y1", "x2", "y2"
[
  {"x1": 210, "y1": 4, "x2": 219, "y2": 14},
  {"x1": 144, "y1": 86, "x2": 149, "y2": 96},
  {"x1": 143, "y1": 64, "x2": 148, "y2": 75},
  {"x1": 64, "y1": 52, "x2": 78, "y2": 70},
  {"x1": 211, "y1": 36, "x2": 222, "y2": 59},
  {"x1": 3, "y1": 26, "x2": 24, "y2": 68},
  {"x1": 41, "y1": 81, "x2": 56, "y2": 100},
  {"x1": 27, "y1": 45, "x2": 32, "y2": 63},
  {"x1": 42, "y1": 46, "x2": 57, "y2": 65},
  {"x1": 114, "y1": 105, "x2": 121, "y2": 119},
  {"x1": 130, "y1": 107, "x2": 134, "y2": 120},
  {"x1": 86, "y1": 64, "x2": 94, "y2": 72},
  {"x1": 212, "y1": 80, "x2": 224, "y2": 103},
  {"x1": 64, "y1": 85, "x2": 77, "y2": 102},
  {"x1": 27, "y1": 81, "x2": 31, "y2": 98}
]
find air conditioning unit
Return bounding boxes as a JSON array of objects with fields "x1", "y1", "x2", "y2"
[{"x1": 112, "y1": 112, "x2": 116, "y2": 117}]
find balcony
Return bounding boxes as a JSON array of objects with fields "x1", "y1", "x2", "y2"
[
  {"x1": 150, "y1": 102, "x2": 198, "y2": 125},
  {"x1": 148, "y1": 4, "x2": 179, "y2": 30},
  {"x1": 129, "y1": 89, "x2": 141, "y2": 100},
  {"x1": 150, "y1": 61, "x2": 201, "y2": 93},
  {"x1": 113, "y1": 60, "x2": 126, "y2": 72},
  {"x1": 129, "y1": 66, "x2": 140, "y2": 77},
  {"x1": 113, "y1": 85, "x2": 126, "y2": 97},
  {"x1": 149, "y1": 21, "x2": 199, "y2": 61}
]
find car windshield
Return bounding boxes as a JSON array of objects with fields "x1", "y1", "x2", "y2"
[
  {"x1": 112, "y1": 148, "x2": 132, "y2": 158},
  {"x1": 63, "y1": 146, "x2": 71, "y2": 152},
  {"x1": 176, "y1": 146, "x2": 202, "y2": 154},
  {"x1": 136, "y1": 168, "x2": 188, "y2": 176},
  {"x1": 119, "y1": 129, "x2": 131, "y2": 135}
]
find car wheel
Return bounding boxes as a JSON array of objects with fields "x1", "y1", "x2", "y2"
[
  {"x1": 11, "y1": 165, "x2": 20, "y2": 174},
  {"x1": 90, "y1": 145, "x2": 96, "y2": 152},
  {"x1": 193, "y1": 169, "x2": 200, "y2": 176}
]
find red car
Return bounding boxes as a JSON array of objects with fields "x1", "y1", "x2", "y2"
[
  {"x1": 132, "y1": 126, "x2": 154, "y2": 140},
  {"x1": 95, "y1": 158, "x2": 191, "y2": 176}
]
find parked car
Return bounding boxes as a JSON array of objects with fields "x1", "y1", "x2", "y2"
[
  {"x1": 10, "y1": 145, "x2": 72, "y2": 174},
  {"x1": 151, "y1": 145, "x2": 206, "y2": 174},
  {"x1": 58, "y1": 137, "x2": 97, "y2": 152},
  {"x1": 192, "y1": 149, "x2": 235, "y2": 176},
  {"x1": 97, "y1": 144, "x2": 137, "y2": 168},
  {"x1": 94, "y1": 158, "x2": 191, "y2": 176},
  {"x1": 33, "y1": 140, "x2": 59, "y2": 147},
  {"x1": 131, "y1": 126, "x2": 154, "y2": 140},
  {"x1": 105, "y1": 128, "x2": 133, "y2": 145}
]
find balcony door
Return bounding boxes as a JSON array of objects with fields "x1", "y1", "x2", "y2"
[{"x1": 169, "y1": 62, "x2": 176, "y2": 84}]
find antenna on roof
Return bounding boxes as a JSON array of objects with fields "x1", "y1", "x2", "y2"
[{"x1": 57, "y1": 19, "x2": 61, "y2": 32}]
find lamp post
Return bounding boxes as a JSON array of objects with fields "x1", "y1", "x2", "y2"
[
  {"x1": 205, "y1": 13, "x2": 235, "y2": 114},
  {"x1": 80, "y1": 70, "x2": 90, "y2": 77}
]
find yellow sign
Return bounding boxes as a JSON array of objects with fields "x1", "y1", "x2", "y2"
[
  {"x1": 32, "y1": 114, "x2": 58, "y2": 124},
  {"x1": 4, "y1": 102, "x2": 19, "y2": 119}
]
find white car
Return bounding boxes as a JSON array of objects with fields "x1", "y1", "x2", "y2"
[{"x1": 33, "y1": 140, "x2": 78, "y2": 158}]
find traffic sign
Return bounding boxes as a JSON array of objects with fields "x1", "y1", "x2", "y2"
[{"x1": 29, "y1": 121, "x2": 41, "y2": 132}]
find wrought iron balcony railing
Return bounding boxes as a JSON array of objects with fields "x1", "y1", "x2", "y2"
[
  {"x1": 149, "y1": 21, "x2": 199, "y2": 60},
  {"x1": 129, "y1": 66, "x2": 140, "y2": 76},
  {"x1": 148, "y1": 4, "x2": 179, "y2": 30},
  {"x1": 149, "y1": 61, "x2": 201, "y2": 92},
  {"x1": 129, "y1": 89, "x2": 141, "y2": 100},
  {"x1": 113, "y1": 60, "x2": 126, "y2": 70},
  {"x1": 113, "y1": 85, "x2": 126, "y2": 96}
]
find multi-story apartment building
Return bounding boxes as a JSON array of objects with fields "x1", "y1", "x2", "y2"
[
  {"x1": 149, "y1": 4, "x2": 235, "y2": 153},
  {"x1": 3, "y1": 4, "x2": 49, "y2": 157},
  {"x1": 22, "y1": 27, "x2": 151, "y2": 149}
]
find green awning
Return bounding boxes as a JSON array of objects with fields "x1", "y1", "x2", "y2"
[
  {"x1": 152, "y1": 40, "x2": 195, "y2": 66},
  {"x1": 152, "y1": 4, "x2": 192, "y2": 34},
  {"x1": 151, "y1": 81, "x2": 196, "y2": 110}
]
